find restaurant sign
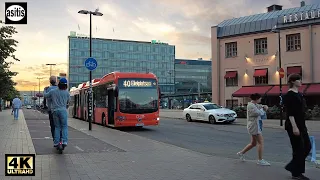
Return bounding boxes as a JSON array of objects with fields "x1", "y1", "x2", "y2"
[{"x1": 283, "y1": 9, "x2": 320, "y2": 24}]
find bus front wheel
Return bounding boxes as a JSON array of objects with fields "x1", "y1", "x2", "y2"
[{"x1": 102, "y1": 114, "x2": 106, "y2": 126}]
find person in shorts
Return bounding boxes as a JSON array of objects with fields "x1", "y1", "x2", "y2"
[{"x1": 237, "y1": 93, "x2": 270, "y2": 166}]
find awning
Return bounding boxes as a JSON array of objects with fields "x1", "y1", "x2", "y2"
[
  {"x1": 224, "y1": 71, "x2": 237, "y2": 78},
  {"x1": 305, "y1": 84, "x2": 320, "y2": 95},
  {"x1": 232, "y1": 86, "x2": 273, "y2": 97},
  {"x1": 287, "y1": 66, "x2": 302, "y2": 75},
  {"x1": 267, "y1": 84, "x2": 307, "y2": 96},
  {"x1": 253, "y1": 69, "x2": 267, "y2": 77}
]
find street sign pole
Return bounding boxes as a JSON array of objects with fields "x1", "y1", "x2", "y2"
[
  {"x1": 278, "y1": 30, "x2": 283, "y2": 126},
  {"x1": 89, "y1": 12, "x2": 92, "y2": 131}
]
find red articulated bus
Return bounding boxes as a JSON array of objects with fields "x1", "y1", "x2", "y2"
[{"x1": 69, "y1": 72, "x2": 161, "y2": 127}]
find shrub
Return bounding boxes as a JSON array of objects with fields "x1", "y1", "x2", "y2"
[
  {"x1": 232, "y1": 105, "x2": 315, "y2": 120},
  {"x1": 232, "y1": 106, "x2": 246, "y2": 118},
  {"x1": 311, "y1": 105, "x2": 320, "y2": 118}
]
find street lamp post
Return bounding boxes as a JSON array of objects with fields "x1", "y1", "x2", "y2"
[
  {"x1": 33, "y1": 85, "x2": 36, "y2": 110},
  {"x1": 46, "y1": 64, "x2": 57, "y2": 76},
  {"x1": 78, "y1": 9, "x2": 103, "y2": 131},
  {"x1": 271, "y1": 25, "x2": 283, "y2": 126},
  {"x1": 36, "y1": 77, "x2": 43, "y2": 107}
]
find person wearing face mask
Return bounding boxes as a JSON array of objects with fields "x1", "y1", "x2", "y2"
[
  {"x1": 284, "y1": 73, "x2": 311, "y2": 180},
  {"x1": 43, "y1": 76, "x2": 58, "y2": 140}
]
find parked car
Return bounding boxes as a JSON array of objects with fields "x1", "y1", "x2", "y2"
[
  {"x1": 26, "y1": 105, "x2": 32, "y2": 109},
  {"x1": 182, "y1": 103, "x2": 237, "y2": 124}
]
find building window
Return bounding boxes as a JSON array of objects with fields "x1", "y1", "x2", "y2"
[
  {"x1": 255, "y1": 75, "x2": 268, "y2": 85},
  {"x1": 287, "y1": 66, "x2": 302, "y2": 78},
  {"x1": 286, "y1": 33, "x2": 301, "y2": 51},
  {"x1": 225, "y1": 42, "x2": 237, "y2": 58},
  {"x1": 253, "y1": 69, "x2": 268, "y2": 85},
  {"x1": 226, "y1": 99, "x2": 238, "y2": 108},
  {"x1": 224, "y1": 71, "x2": 238, "y2": 87},
  {"x1": 254, "y1": 38, "x2": 268, "y2": 55}
]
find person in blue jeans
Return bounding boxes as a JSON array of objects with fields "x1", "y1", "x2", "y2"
[
  {"x1": 12, "y1": 96, "x2": 22, "y2": 120},
  {"x1": 44, "y1": 78, "x2": 70, "y2": 149},
  {"x1": 43, "y1": 76, "x2": 59, "y2": 141}
]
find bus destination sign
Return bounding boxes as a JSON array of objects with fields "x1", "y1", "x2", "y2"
[{"x1": 119, "y1": 79, "x2": 157, "y2": 88}]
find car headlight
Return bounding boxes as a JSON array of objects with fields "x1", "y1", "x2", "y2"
[{"x1": 216, "y1": 114, "x2": 224, "y2": 117}]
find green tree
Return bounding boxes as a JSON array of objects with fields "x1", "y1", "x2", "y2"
[{"x1": 0, "y1": 20, "x2": 20, "y2": 102}]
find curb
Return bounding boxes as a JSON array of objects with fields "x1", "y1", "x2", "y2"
[{"x1": 159, "y1": 116, "x2": 286, "y2": 130}]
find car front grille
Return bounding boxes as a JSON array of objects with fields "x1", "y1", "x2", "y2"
[{"x1": 224, "y1": 114, "x2": 234, "y2": 117}]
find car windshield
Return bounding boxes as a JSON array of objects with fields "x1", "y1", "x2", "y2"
[{"x1": 203, "y1": 103, "x2": 222, "y2": 110}]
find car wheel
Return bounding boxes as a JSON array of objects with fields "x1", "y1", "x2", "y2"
[
  {"x1": 209, "y1": 115, "x2": 216, "y2": 124},
  {"x1": 186, "y1": 114, "x2": 192, "y2": 122}
]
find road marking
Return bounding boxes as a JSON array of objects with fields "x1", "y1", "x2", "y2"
[
  {"x1": 44, "y1": 137, "x2": 50, "y2": 139},
  {"x1": 75, "y1": 146, "x2": 84, "y2": 151}
]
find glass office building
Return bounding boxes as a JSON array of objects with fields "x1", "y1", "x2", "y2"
[
  {"x1": 174, "y1": 59, "x2": 212, "y2": 94},
  {"x1": 68, "y1": 36, "x2": 175, "y2": 94}
]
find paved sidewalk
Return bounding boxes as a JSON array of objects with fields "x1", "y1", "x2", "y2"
[
  {"x1": 160, "y1": 109, "x2": 320, "y2": 132},
  {"x1": 0, "y1": 109, "x2": 319, "y2": 180}
]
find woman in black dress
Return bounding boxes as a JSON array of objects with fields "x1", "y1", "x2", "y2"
[{"x1": 284, "y1": 73, "x2": 311, "y2": 180}]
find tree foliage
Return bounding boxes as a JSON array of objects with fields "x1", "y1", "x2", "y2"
[{"x1": 0, "y1": 21, "x2": 20, "y2": 101}]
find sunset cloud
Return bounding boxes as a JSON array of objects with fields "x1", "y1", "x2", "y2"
[{"x1": 1, "y1": 0, "x2": 313, "y2": 91}]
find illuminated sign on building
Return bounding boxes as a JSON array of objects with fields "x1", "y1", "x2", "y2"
[
  {"x1": 69, "y1": 31, "x2": 89, "y2": 38},
  {"x1": 283, "y1": 9, "x2": 320, "y2": 24},
  {"x1": 151, "y1": 40, "x2": 168, "y2": 45}
]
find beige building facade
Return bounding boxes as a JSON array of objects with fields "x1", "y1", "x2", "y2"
[{"x1": 211, "y1": 3, "x2": 320, "y2": 107}]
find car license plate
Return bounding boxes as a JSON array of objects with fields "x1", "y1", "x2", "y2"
[
  {"x1": 227, "y1": 117, "x2": 234, "y2": 120},
  {"x1": 136, "y1": 123, "x2": 144, "y2": 126}
]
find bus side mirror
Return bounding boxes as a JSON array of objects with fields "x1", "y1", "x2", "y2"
[
  {"x1": 114, "y1": 86, "x2": 118, "y2": 97},
  {"x1": 158, "y1": 87, "x2": 161, "y2": 99}
]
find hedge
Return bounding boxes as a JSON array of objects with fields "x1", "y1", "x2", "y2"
[{"x1": 232, "y1": 105, "x2": 320, "y2": 120}]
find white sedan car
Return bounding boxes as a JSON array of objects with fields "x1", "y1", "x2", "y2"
[
  {"x1": 26, "y1": 105, "x2": 32, "y2": 109},
  {"x1": 182, "y1": 103, "x2": 237, "y2": 124}
]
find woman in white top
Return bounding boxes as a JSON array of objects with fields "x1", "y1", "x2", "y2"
[{"x1": 237, "y1": 93, "x2": 270, "y2": 166}]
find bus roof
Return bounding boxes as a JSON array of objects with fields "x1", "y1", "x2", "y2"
[
  {"x1": 100, "y1": 72, "x2": 157, "y2": 84},
  {"x1": 73, "y1": 72, "x2": 158, "y2": 91}
]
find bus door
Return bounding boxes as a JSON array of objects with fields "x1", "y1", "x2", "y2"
[
  {"x1": 73, "y1": 95, "x2": 78, "y2": 117},
  {"x1": 107, "y1": 88, "x2": 115, "y2": 125}
]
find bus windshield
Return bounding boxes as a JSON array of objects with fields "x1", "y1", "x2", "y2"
[{"x1": 118, "y1": 78, "x2": 159, "y2": 114}]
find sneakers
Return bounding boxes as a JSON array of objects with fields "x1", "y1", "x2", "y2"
[
  {"x1": 257, "y1": 159, "x2": 271, "y2": 166},
  {"x1": 237, "y1": 152, "x2": 245, "y2": 161},
  {"x1": 292, "y1": 174, "x2": 310, "y2": 180}
]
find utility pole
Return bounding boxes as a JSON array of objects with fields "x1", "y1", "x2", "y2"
[
  {"x1": 271, "y1": 24, "x2": 283, "y2": 126},
  {"x1": 33, "y1": 85, "x2": 37, "y2": 109},
  {"x1": 78, "y1": 8, "x2": 103, "y2": 131},
  {"x1": 36, "y1": 77, "x2": 43, "y2": 106},
  {"x1": 46, "y1": 64, "x2": 56, "y2": 76}
]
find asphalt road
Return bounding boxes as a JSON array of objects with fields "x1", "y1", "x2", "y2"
[
  {"x1": 121, "y1": 118, "x2": 320, "y2": 164},
  {"x1": 23, "y1": 109, "x2": 124, "y2": 155}
]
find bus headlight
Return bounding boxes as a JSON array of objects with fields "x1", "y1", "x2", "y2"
[{"x1": 156, "y1": 117, "x2": 160, "y2": 121}]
